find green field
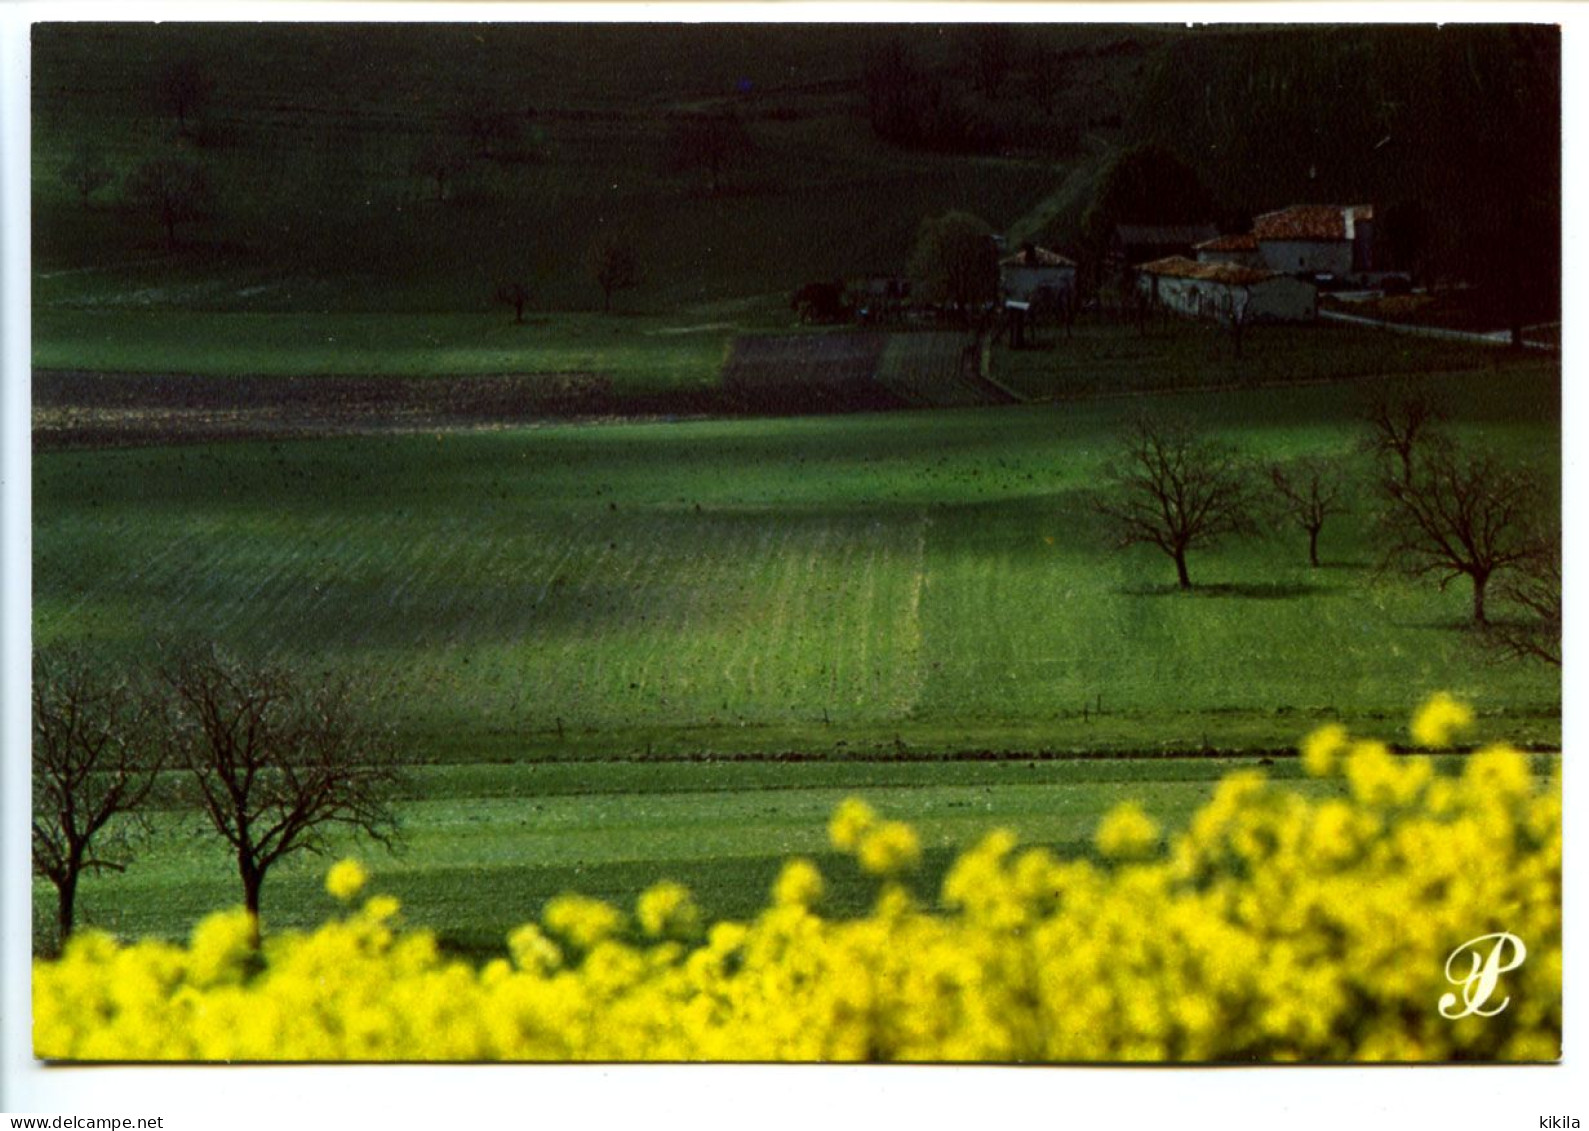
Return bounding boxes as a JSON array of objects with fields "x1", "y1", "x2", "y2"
[
  {"x1": 36, "y1": 371, "x2": 1560, "y2": 766},
  {"x1": 32, "y1": 753, "x2": 1561, "y2": 960}
]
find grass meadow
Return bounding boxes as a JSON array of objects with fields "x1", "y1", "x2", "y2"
[
  {"x1": 34, "y1": 366, "x2": 1558, "y2": 959},
  {"x1": 33, "y1": 753, "x2": 1561, "y2": 962}
]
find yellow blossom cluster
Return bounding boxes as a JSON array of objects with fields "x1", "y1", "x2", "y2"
[{"x1": 34, "y1": 703, "x2": 1559, "y2": 1062}]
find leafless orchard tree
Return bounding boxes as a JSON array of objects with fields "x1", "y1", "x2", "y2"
[
  {"x1": 665, "y1": 112, "x2": 754, "y2": 196},
  {"x1": 1095, "y1": 413, "x2": 1260, "y2": 590},
  {"x1": 33, "y1": 650, "x2": 165, "y2": 947},
  {"x1": 587, "y1": 232, "x2": 640, "y2": 313},
  {"x1": 1486, "y1": 532, "x2": 1561, "y2": 665},
  {"x1": 163, "y1": 646, "x2": 402, "y2": 942},
  {"x1": 1376, "y1": 439, "x2": 1548, "y2": 625},
  {"x1": 1268, "y1": 456, "x2": 1350, "y2": 567},
  {"x1": 61, "y1": 145, "x2": 114, "y2": 208},
  {"x1": 123, "y1": 156, "x2": 213, "y2": 251},
  {"x1": 411, "y1": 133, "x2": 470, "y2": 203},
  {"x1": 494, "y1": 280, "x2": 531, "y2": 324},
  {"x1": 1360, "y1": 377, "x2": 1448, "y2": 484}
]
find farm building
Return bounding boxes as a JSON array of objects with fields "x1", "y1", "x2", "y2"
[
  {"x1": 1252, "y1": 203, "x2": 1376, "y2": 280},
  {"x1": 1194, "y1": 232, "x2": 1264, "y2": 269},
  {"x1": 1109, "y1": 223, "x2": 1220, "y2": 272},
  {"x1": 999, "y1": 243, "x2": 1077, "y2": 309},
  {"x1": 1136, "y1": 257, "x2": 1318, "y2": 323}
]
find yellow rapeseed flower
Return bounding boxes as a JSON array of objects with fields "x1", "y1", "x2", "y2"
[
  {"x1": 1411, "y1": 692, "x2": 1474, "y2": 748},
  {"x1": 1301, "y1": 723, "x2": 1350, "y2": 777},
  {"x1": 637, "y1": 881, "x2": 701, "y2": 939},
  {"x1": 325, "y1": 859, "x2": 369, "y2": 902},
  {"x1": 1095, "y1": 802, "x2": 1160, "y2": 860},
  {"x1": 772, "y1": 858, "x2": 825, "y2": 907},
  {"x1": 858, "y1": 821, "x2": 922, "y2": 876},
  {"x1": 829, "y1": 797, "x2": 878, "y2": 852}
]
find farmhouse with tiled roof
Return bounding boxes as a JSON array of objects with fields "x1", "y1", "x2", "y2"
[
  {"x1": 1136, "y1": 255, "x2": 1317, "y2": 324},
  {"x1": 1251, "y1": 204, "x2": 1377, "y2": 279}
]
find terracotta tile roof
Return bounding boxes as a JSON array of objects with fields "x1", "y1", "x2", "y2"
[
  {"x1": 1253, "y1": 204, "x2": 1374, "y2": 242},
  {"x1": 1195, "y1": 233, "x2": 1259, "y2": 252},
  {"x1": 999, "y1": 245, "x2": 1076, "y2": 269},
  {"x1": 1137, "y1": 256, "x2": 1289, "y2": 287}
]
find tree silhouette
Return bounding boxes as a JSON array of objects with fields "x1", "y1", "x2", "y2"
[
  {"x1": 1488, "y1": 532, "x2": 1561, "y2": 666},
  {"x1": 61, "y1": 145, "x2": 113, "y2": 208},
  {"x1": 494, "y1": 281, "x2": 530, "y2": 324},
  {"x1": 1096, "y1": 413, "x2": 1259, "y2": 590},
  {"x1": 1376, "y1": 440, "x2": 1547, "y2": 625},
  {"x1": 412, "y1": 133, "x2": 470, "y2": 203},
  {"x1": 33, "y1": 651, "x2": 164, "y2": 948},
  {"x1": 1268, "y1": 456, "x2": 1349, "y2": 567},
  {"x1": 1360, "y1": 378, "x2": 1448, "y2": 485},
  {"x1": 587, "y1": 232, "x2": 640, "y2": 313},
  {"x1": 124, "y1": 156, "x2": 212, "y2": 250},
  {"x1": 164, "y1": 646, "x2": 401, "y2": 942},
  {"x1": 666, "y1": 113, "x2": 753, "y2": 195}
]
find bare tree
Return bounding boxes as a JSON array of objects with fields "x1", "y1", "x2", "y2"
[
  {"x1": 1360, "y1": 377, "x2": 1448, "y2": 484},
  {"x1": 33, "y1": 650, "x2": 164, "y2": 947},
  {"x1": 587, "y1": 232, "x2": 640, "y2": 313},
  {"x1": 1096, "y1": 413, "x2": 1260, "y2": 590},
  {"x1": 412, "y1": 133, "x2": 470, "y2": 203},
  {"x1": 665, "y1": 113, "x2": 754, "y2": 195},
  {"x1": 1486, "y1": 531, "x2": 1561, "y2": 665},
  {"x1": 1268, "y1": 456, "x2": 1350, "y2": 567},
  {"x1": 494, "y1": 281, "x2": 531, "y2": 324},
  {"x1": 1376, "y1": 440, "x2": 1547, "y2": 625},
  {"x1": 61, "y1": 145, "x2": 113, "y2": 208},
  {"x1": 123, "y1": 156, "x2": 213, "y2": 251},
  {"x1": 164, "y1": 647, "x2": 401, "y2": 940},
  {"x1": 156, "y1": 59, "x2": 214, "y2": 136}
]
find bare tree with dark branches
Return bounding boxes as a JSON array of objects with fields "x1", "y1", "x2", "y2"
[
  {"x1": 61, "y1": 145, "x2": 114, "y2": 208},
  {"x1": 1376, "y1": 439, "x2": 1548, "y2": 625},
  {"x1": 163, "y1": 646, "x2": 402, "y2": 941},
  {"x1": 587, "y1": 231, "x2": 640, "y2": 313},
  {"x1": 124, "y1": 156, "x2": 213, "y2": 251},
  {"x1": 665, "y1": 112, "x2": 754, "y2": 196},
  {"x1": 1095, "y1": 413, "x2": 1260, "y2": 590},
  {"x1": 1360, "y1": 377, "x2": 1448, "y2": 484},
  {"x1": 1486, "y1": 531, "x2": 1561, "y2": 665},
  {"x1": 1268, "y1": 455, "x2": 1350, "y2": 567},
  {"x1": 33, "y1": 650, "x2": 165, "y2": 948},
  {"x1": 494, "y1": 280, "x2": 531, "y2": 324}
]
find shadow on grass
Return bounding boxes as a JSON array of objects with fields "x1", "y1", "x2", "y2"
[{"x1": 1117, "y1": 581, "x2": 1328, "y2": 600}]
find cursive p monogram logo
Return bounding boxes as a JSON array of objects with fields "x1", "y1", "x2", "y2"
[{"x1": 1439, "y1": 933, "x2": 1527, "y2": 1019}]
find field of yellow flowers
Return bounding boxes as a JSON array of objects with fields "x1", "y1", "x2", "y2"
[{"x1": 34, "y1": 698, "x2": 1560, "y2": 1062}]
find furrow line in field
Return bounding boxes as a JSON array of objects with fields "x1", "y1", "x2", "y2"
[{"x1": 894, "y1": 506, "x2": 930, "y2": 719}]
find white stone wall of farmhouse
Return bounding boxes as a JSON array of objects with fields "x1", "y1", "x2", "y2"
[{"x1": 1258, "y1": 240, "x2": 1353, "y2": 277}]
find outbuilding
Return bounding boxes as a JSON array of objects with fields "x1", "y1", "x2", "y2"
[
  {"x1": 999, "y1": 243, "x2": 1077, "y2": 311},
  {"x1": 1252, "y1": 204, "x2": 1375, "y2": 280},
  {"x1": 1136, "y1": 256, "x2": 1318, "y2": 324}
]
